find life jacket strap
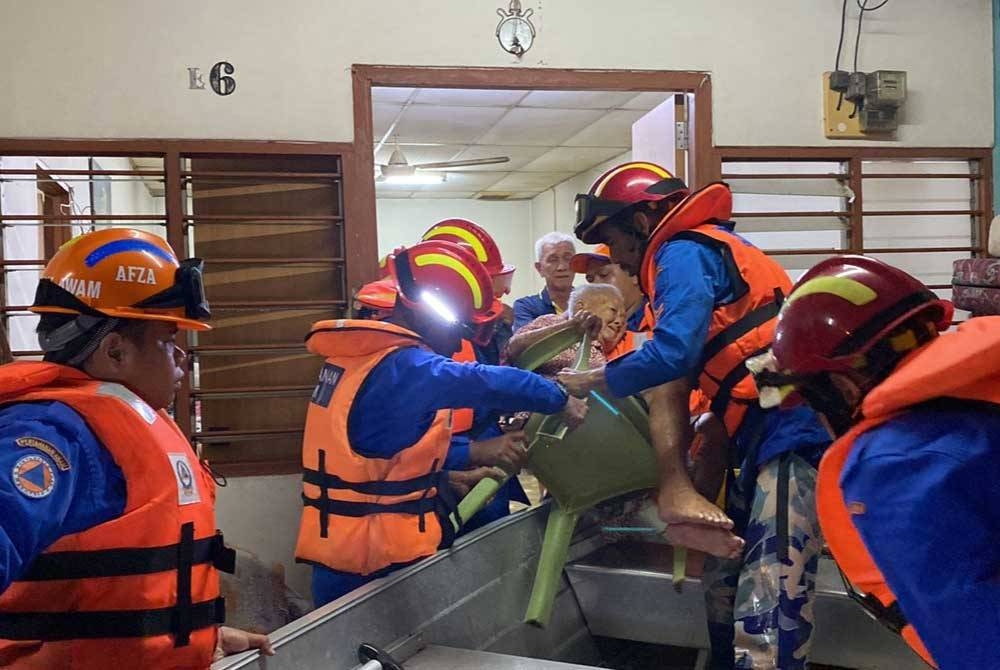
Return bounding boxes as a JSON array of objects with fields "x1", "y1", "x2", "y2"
[
  {"x1": 690, "y1": 288, "x2": 784, "y2": 386},
  {"x1": 19, "y1": 531, "x2": 235, "y2": 581},
  {"x1": 0, "y1": 597, "x2": 226, "y2": 642},
  {"x1": 709, "y1": 344, "x2": 772, "y2": 419}
]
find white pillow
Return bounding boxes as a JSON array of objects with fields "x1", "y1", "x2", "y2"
[{"x1": 990, "y1": 215, "x2": 1000, "y2": 257}]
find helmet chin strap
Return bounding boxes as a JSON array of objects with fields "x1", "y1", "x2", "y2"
[
  {"x1": 40, "y1": 315, "x2": 121, "y2": 368},
  {"x1": 798, "y1": 374, "x2": 859, "y2": 437}
]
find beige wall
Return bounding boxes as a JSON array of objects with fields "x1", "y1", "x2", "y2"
[
  {"x1": 214, "y1": 474, "x2": 312, "y2": 598},
  {"x1": 0, "y1": 0, "x2": 991, "y2": 147},
  {"x1": 376, "y1": 198, "x2": 535, "y2": 300}
]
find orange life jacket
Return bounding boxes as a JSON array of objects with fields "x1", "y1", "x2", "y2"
[
  {"x1": 295, "y1": 319, "x2": 455, "y2": 576},
  {"x1": 817, "y1": 317, "x2": 1000, "y2": 669},
  {"x1": 639, "y1": 183, "x2": 791, "y2": 435},
  {"x1": 451, "y1": 339, "x2": 477, "y2": 434},
  {"x1": 637, "y1": 302, "x2": 656, "y2": 333},
  {"x1": 0, "y1": 362, "x2": 231, "y2": 670},
  {"x1": 607, "y1": 330, "x2": 649, "y2": 361}
]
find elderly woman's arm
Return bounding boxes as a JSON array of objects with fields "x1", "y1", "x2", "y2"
[
  {"x1": 505, "y1": 311, "x2": 603, "y2": 363},
  {"x1": 505, "y1": 313, "x2": 574, "y2": 362}
]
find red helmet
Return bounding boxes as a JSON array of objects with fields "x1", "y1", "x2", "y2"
[
  {"x1": 574, "y1": 161, "x2": 690, "y2": 244},
  {"x1": 387, "y1": 240, "x2": 500, "y2": 344},
  {"x1": 422, "y1": 218, "x2": 515, "y2": 296},
  {"x1": 772, "y1": 255, "x2": 953, "y2": 376}
]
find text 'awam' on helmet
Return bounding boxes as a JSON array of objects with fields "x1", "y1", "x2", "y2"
[
  {"x1": 30, "y1": 228, "x2": 211, "y2": 330},
  {"x1": 386, "y1": 240, "x2": 501, "y2": 345},
  {"x1": 421, "y1": 218, "x2": 516, "y2": 296}
]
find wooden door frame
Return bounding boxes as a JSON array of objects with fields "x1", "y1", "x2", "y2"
[
  {"x1": 350, "y1": 64, "x2": 716, "y2": 286},
  {"x1": 35, "y1": 167, "x2": 73, "y2": 257}
]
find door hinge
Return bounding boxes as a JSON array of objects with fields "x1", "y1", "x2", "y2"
[{"x1": 674, "y1": 121, "x2": 690, "y2": 151}]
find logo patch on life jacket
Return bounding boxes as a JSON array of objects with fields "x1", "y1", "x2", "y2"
[
  {"x1": 16, "y1": 437, "x2": 71, "y2": 471},
  {"x1": 12, "y1": 455, "x2": 56, "y2": 499},
  {"x1": 168, "y1": 452, "x2": 201, "y2": 506},
  {"x1": 311, "y1": 363, "x2": 345, "y2": 408},
  {"x1": 847, "y1": 501, "x2": 866, "y2": 515}
]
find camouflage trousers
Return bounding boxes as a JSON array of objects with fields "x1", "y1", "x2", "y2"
[{"x1": 704, "y1": 453, "x2": 824, "y2": 670}]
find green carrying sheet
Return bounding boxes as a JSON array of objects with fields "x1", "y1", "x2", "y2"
[
  {"x1": 454, "y1": 327, "x2": 664, "y2": 627},
  {"x1": 512, "y1": 329, "x2": 656, "y2": 515}
]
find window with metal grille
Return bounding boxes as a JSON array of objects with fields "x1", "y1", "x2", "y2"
[
  {"x1": 0, "y1": 142, "x2": 353, "y2": 476},
  {"x1": 718, "y1": 148, "x2": 992, "y2": 323}
]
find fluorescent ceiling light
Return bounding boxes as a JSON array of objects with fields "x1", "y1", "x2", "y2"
[{"x1": 379, "y1": 173, "x2": 447, "y2": 185}]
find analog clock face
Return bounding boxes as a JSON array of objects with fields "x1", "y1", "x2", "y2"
[{"x1": 498, "y1": 17, "x2": 533, "y2": 55}]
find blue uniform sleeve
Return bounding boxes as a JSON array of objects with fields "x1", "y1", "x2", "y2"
[
  {"x1": 0, "y1": 402, "x2": 126, "y2": 592},
  {"x1": 626, "y1": 298, "x2": 649, "y2": 332},
  {"x1": 841, "y1": 409, "x2": 1000, "y2": 668},
  {"x1": 445, "y1": 434, "x2": 471, "y2": 470},
  {"x1": 605, "y1": 240, "x2": 732, "y2": 397},
  {"x1": 348, "y1": 347, "x2": 567, "y2": 460},
  {"x1": 513, "y1": 295, "x2": 539, "y2": 332}
]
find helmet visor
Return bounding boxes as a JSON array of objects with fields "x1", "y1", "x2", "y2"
[
  {"x1": 133, "y1": 258, "x2": 211, "y2": 320},
  {"x1": 574, "y1": 194, "x2": 631, "y2": 239}
]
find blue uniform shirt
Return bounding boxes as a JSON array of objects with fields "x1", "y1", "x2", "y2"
[
  {"x1": 841, "y1": 405, "x2": 1000, "y2": 668},
  {"x1": 626, "y1": 298, "x2": 649, "y2": 332},
  {"x1": 604, "y1": 232, "x2": 830, "y2": 466},
  {"x1": 605, "y1": 236, "x2": 734, "y2": 396},
  {"x1": 0, "y1": 401, "x2": 126, "y2": 592},
  {"x1": 513, "y1": 287, "x2": 558, "y2": 332},
  {"x1": 347, "y1": 347, "x2": 566, "y2": 458}
]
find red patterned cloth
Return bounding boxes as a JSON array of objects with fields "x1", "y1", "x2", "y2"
[{"x1": 953, "y1": 258, "x2": 1000, "y2": 315}]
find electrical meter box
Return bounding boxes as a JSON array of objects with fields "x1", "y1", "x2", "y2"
[
  {"x1": 866, "y1": 70, "x2": 907, "y2": 108},
  {"x1": 860, "y1": 106, "x2": 899, "y2": 132}
]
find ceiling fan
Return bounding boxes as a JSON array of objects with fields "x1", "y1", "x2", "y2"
[{"x1": 376, "y1": 145, "x2": 510, "y2": 180}]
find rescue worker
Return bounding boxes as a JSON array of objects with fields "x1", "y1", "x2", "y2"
[
  {"x1": 351, "y1": 276, "x2": 397, "y2": 321},
  {"x1": 351, "y1": 273, "x2": 530, "y2": 533},
  {"x1": 751, "y1": 256, "x2": 1000, "y2": 669},
  {"x1": 0, "y1": 228, "x2": 272, "y2": 668},
  {"x1": 558, "y1": 162, "x2": 831, "y2": 669},
  {"x1": 572, "y1": 245, "x2": 732, "y2": 549},
  {"x1": 296, "y1": 240, "x2": 588, "y2": 606},
  {"x1": 513, "y1": 232, "x2": 577, "y2": 330},
  {"x1": 421, "y1": 218, "x2": 532, "y2": 529}
]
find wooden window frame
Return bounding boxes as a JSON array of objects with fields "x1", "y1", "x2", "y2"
[
  {"x1": 0, "y1": 139, "x2": 356, "y2": 476},
  {"x1": 714, "y1": 146, "x2": 994, "y2": 260}
]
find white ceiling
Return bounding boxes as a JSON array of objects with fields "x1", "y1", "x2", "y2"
[{"x1": 373, "y1": 87, "x2": 673, "y2": 200}]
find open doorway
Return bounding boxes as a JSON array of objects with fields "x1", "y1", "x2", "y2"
[
  {"x1": 350, "y1": 66, "x2": 714, "y2": 291},
  {"x1": 368, "y1": 86, "x2": 692, "y2": 302}
]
